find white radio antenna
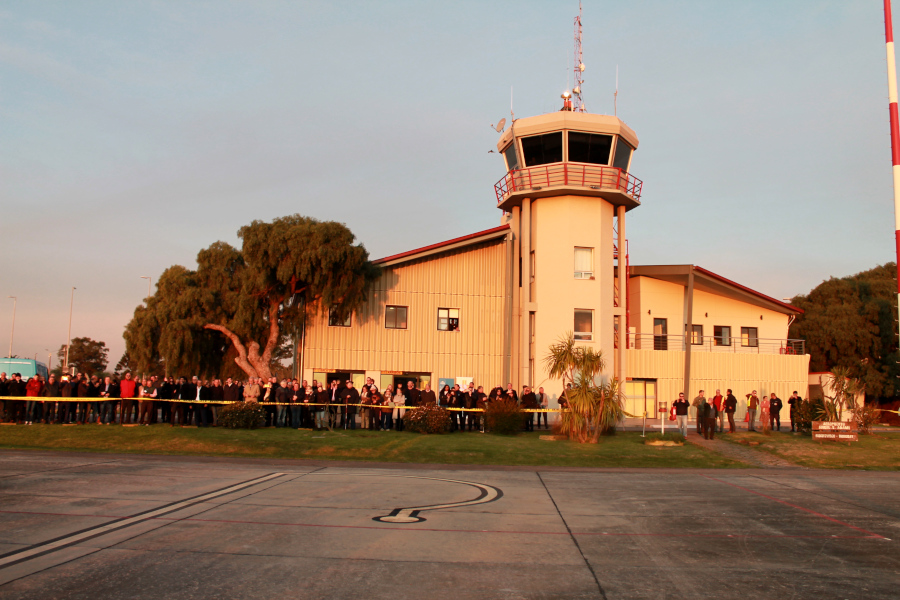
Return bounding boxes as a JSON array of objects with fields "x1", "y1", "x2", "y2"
[{"x1": 614, "y1": 65, "x2": 618, "y2": 116}]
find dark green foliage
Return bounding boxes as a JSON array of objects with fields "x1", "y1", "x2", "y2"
[
  {"x1": 403, "y1": 405, "x2": 452, "y2": 434},
  {"x1": 794, "y1": 398, "x2": 819, "y2": 435},
  {"x1": 218, "y1": 402, "x2": 266, "y2": 429},
  {"x1": 789, "y1": 263, "x2": 899, "y2": 398},
  {"x1": 123, "y1": 215, "x2": 380, "y2": 379},
  {"x1": 484, "y1": 400, "x2": 524, "y2": 435},
  {"x1": 55, "y1": 337, "x2": 109, "y2": 376}
]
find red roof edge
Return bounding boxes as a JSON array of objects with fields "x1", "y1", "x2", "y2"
[
  {"x1": 692, "y1": 266, "x2": 804, "y2": 314},
  {"x1": 374, "y1": 224, "x2": 510, "y2": 265}
]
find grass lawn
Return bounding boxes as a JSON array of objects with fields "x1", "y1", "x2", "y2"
[
  {"x1": 0, "y1": 424, "x2": 744, "y2": 468},
  {"x1": 719, "y1": 430, "x2": 900, "y2": 470}
]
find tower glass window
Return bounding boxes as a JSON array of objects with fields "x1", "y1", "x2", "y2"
[
  {"x1": 612, "y1": 138, "x2": 633, "y2": 171},
  {"x1": 574, "y1": 309, "x2": 593, "y2": 341},
  {"x1": 503, "y1": 144, "x2": 519, "y2": 172},
  {"x1": 691, "y1": 324, "x2": 703, "y2": 345},
  {"x1": 438, "y1": 308, "x2": 460, "y2": 331},
  {"x1": 385, "y1": 305, "x2": 408, "y2": 329},
  {"x1": 521, "y1": 132, "x2": 563, "y2": 167},
  {"x1": 574, "y1": 247, "x2": 593, "y2": 279},
  {"x1": 568, "y1": 132, "x2": 613, "y2": 165}
]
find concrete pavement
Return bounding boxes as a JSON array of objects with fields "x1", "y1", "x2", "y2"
[{"x1": 0, "y1": 451, "x2": 897, "y2": 599}]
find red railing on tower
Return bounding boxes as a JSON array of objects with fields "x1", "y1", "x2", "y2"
[{"x1": 494, "y1": 163, "x2": 642, "y2": 204}]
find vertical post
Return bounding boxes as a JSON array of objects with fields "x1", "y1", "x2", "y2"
[
  {"x1": 884, "y1": 1, "x2": 900, "y2": 344},
  {"x1": 616, "y1": 206, "x2": 627, "y2": 387},
  {"x1": 521, "y1": 199, "x2": 532, "y2": 387},
  {"x1": 64, "y1": 287, "x2": 75, "y2": 375},
  {"x1": 683, "y1": 268, "x2": 695, "y2": 409}
]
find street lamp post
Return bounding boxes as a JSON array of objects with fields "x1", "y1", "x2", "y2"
[
  {"x1": 46, "y1": 350, "x2": 52, "y2": 372},
  {"x1": 64, "y1": 287, "x2": 76, "y2": 375},
  {"x1": 6, "y1": 296, "x2": 15, "y2": 359},
  {"x1": 140, "y1": 276, "x2": 151, "y2": 300}
]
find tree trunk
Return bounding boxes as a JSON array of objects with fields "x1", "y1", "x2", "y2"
[{"x1": 203, "y1": 324, "x2": 261, "y2": 379}]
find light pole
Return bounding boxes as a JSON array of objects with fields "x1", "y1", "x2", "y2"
[
  {"x1": 6, "y1": 296, "x2": 15, "y2": 359},
  {"x1": 46, "y1": 350, "x2": 52, "y2": 372},
  {"x1": 64, "y1": 287, "x2": 75, "y2": 375},
  {"x1": 141, "y1": 276, "x2": 151, "y2": 300}
]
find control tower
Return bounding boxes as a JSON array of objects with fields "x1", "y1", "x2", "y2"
[{"x1": 494, "y1": 109, "x2": 641, "y2": 388}]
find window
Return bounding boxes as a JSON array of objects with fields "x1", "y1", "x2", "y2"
[
  {"x1": 328, "y1": 308, "x2": 351, "y2": 327},
  {"x1": 568, "y1": 132, "x2": 613, "y2": 165},
  {"x1": 521, "y1": 132, "x2": 563, "y2": 167},
  {"x1": 503, "y1": 144, "x2": 519, "y2": 172},
  {"x1": 385, "y1": 305, "x2": 408, "y2": 329},
  {"x1": 741, "y1": 327, "x2": 758, "y2": 347},
  {"x1": 714, "y1": 326, "x2": 731, "y2": 346},
  {"x1": 612, "y1": 138, "x2": 633, "y2": 171},
  {"x1": 653, "y1": 318, "x2": 668, "y2": 351},
  {"x1": 691, "y1": 324, "x2": 703, "y2": 345},
  {"x1": 574, "y1": 247, "x2": 593, "y2": 279},
  {"x1": 574, "y1": 309, "x2": 593, "y2": 341},
  {"x1": 438, "y1": 308, "x2": 460, "y2": 331}
]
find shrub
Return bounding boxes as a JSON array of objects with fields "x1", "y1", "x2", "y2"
[
  {"x1": 851, "y1": 402, "x2": 880, "y2": 435},
  {"x1": 794, "y1": 398, "x2": 820, "y2": 435},
  {"x1": 484, "y1": 399, "x2": 524, "y2": 435},
  {"x1": 403, "y1": 405, "x2": 451, "y2": 434},
  {"x1": 218, "y1": 402, "x2": 266, "y2": 429}
]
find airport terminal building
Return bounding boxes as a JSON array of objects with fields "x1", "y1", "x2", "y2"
[{"x1": 297, "y1": 109, "x2": 810, "y2": 420}]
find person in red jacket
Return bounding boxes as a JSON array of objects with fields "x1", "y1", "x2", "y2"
[
  {"x1": 119, "y1": 372, "x2": 137, "y2": 425},
  {"x1": 25, "y1": 375, "x2": 44, "y2": 425}
]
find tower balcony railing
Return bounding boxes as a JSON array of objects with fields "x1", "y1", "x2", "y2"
[
  {"x1": 494, "y1": 163, "x2": 643, "y2": 205},
  {"x1": 628, "y1": 333, "x2": 805, "y2": 356}
]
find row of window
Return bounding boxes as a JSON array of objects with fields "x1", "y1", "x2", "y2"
[
  {"x1": 504, "y1": 130, "x2": 634, "y2": 172},
  {"x1": 652, "y1": 319, "x2": 759, "y2": 348},
  {"x1": 329, "y1": 306, "x2": 460, "y2": 332},
  {"x1": 330, "y1": 306, "x2": 595, "y2": 342}
]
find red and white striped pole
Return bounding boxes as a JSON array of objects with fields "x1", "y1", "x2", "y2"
[{"x1": 885, "y1": 1, "x2": 900, "y2": 337}]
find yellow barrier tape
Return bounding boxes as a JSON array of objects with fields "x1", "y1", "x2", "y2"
[{"x1": 1, "y1": 396, "x2": 563, "y2": 412}]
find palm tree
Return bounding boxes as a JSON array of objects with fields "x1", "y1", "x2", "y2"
[{"x1": 544, "y1": 332, "x2": 625, "y2": 443}]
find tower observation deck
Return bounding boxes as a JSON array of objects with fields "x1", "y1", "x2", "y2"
[{"x1": 494, "y1": 111, "x2": 641, "y2": 211}]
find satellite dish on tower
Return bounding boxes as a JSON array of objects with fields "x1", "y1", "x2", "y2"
[{"x1": 491, "y1": 118, "x2": 506, "y2": 133}]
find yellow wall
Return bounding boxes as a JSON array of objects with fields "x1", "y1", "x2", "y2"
[
  {"x1": 528, "y1": 194, "x2": 615, "y2": 392},
  {"x1": 629, "y1": 276, "x2": 791, "y2": 343},
  {"x1": 302, "y1": 239, "x2": 509, "y2": 386},
  {"x1": 627, "y1": 348, "x2": 809, "y2": 420}
]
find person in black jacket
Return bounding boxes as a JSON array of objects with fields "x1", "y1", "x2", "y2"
[
  {"x1": 702, "y1": 397, "x2": 718, "y2": 440},
  {"x1": 504, "y1": 383, "x2": 518, "y2": 404},
  {"x1": 339, "y1": 380, "x2": 360, "y2": 429},
  {"x1": 724, "y1": 389, "x2": 738, "y2": 433},
  {"x1": 769, "y1": 393, "x2": 783, "y2": 432},
  {"x1": 405, "y1": 381, "x2": 420, "y2": 408},
  {"x1": 521, "y1": 386, "x2": 538, "y2": 432},
  {"x1": 787, "y1": 391, "x2": 801, "y2": 432}
]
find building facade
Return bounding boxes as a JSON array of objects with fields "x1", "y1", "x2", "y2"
[{"x1": 298, "y1": 107, "x2": 810, "y2": 420}]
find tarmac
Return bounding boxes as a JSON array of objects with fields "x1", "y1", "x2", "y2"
[{"x1": 0, "y1": 450, "x2": 897, "y2": 599}]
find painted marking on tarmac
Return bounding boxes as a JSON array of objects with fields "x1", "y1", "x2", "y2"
[
  {"x1": 304, "y1": 472, "x2": 503, "y2": 523},
  {"x1": 0, "y1": 509, "x2": 884, "y2": 539},
  {"x1": 701, "y1": 474, "x2": 889, "y2": 540},
  {"x1": 0, "y1": 472, "x2": 287, "y2": 569}
]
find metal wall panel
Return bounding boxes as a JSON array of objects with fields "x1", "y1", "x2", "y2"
[{"x1": 303, "y1": 239, "x2": 508, "y2": 386}]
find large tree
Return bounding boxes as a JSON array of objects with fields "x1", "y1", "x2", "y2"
[
  {"x1": 789, "y1": 263, "x2": 898, "y2": 398},
  {"x1": 55, "y1": 337, "x2": 109, "y2": 376},
  {"x1": 124, "y1": 215, "x2": 380, "y2": 379}
]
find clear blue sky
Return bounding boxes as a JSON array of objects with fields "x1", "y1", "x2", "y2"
[{"x1": 0, "y1": 1, "x2": 895, "y2": 367}]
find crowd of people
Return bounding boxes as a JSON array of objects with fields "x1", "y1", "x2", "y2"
[
  {"x1": 0, "y1": 371, "x2": 556, "y2": 431},
  {"x1": 670, "y1": 388, "x2": 803, "y2": 439}
]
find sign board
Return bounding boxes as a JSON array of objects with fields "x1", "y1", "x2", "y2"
[
  {"x1": 381, "y1": 371, "x2": 403, "y2": 375},
  {"x1": 812, "y1": 431, "x2": 859, "y2": 442},
  {"x1": 812, "y1": 421, "x2": 858, "y2": 442},
  {"x1": 456, "y1": 376, "x2": 473, "y2": 389}
]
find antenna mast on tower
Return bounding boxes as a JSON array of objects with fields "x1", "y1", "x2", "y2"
[{"x1": 573, "y1": 2, "x2": 585, "y2": 112}]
